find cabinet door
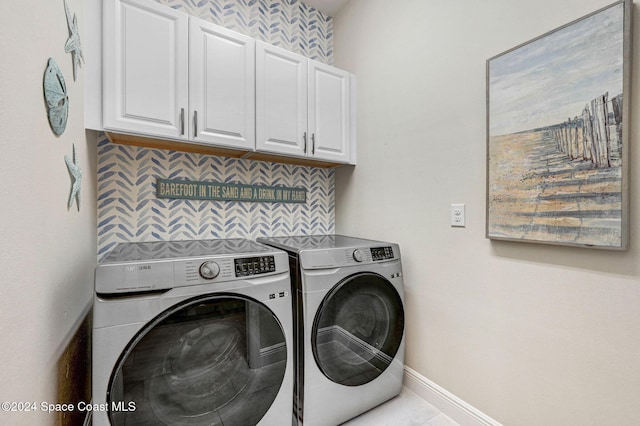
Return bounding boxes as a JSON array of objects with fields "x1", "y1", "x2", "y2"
[
  {"x1": 308, "y1": 61, "x2": 352, "y2": 163},
  {"x1": 104, "y1": 0, "x2": 189, "y2": 139},
  {"x1": 190, "y1": 19, "x2": 255, "y2": 150},
  {"x1": 256, "y1": 41, "x2": 308, "y2": 157}
]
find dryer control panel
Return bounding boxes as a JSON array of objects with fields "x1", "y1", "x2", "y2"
[{"x1": 298, "y1": 243, "x2": 401, "y2": 269}]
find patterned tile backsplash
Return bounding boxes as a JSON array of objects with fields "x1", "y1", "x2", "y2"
[
  {"x1": 97, "y1": 0, "x2": 336, "y2": 258},
  {"x1": 155, "y1": 0, "x2": 333, "y2": 64},
  {"x1": 97, "y1": 135, "x2": 335, "y2": 259}
]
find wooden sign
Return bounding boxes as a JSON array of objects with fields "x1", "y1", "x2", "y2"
[{"x1": 156, "y1": 178, "x2": 306, "y2": 204}]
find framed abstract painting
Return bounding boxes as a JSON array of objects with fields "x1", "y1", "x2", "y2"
[{"x1": 486, "y1": 0, "x2": 631, "y2": 249}]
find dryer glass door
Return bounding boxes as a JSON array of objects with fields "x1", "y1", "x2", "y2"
[
  {"x1": 107, "y1": 295, "x2": 287, "y2": 425},
  {"x1": 312, "y1": 272, "x2": 404, "y2": 386}
]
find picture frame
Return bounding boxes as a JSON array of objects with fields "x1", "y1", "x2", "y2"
[{"x1": 486, "y1": 0, "x2": 631, "y2": 250}]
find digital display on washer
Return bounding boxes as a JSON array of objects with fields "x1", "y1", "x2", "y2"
[
  {"x1": 235, "y1": 256, "x2": 276, "y2": 277},
  {"x1": 371, "y1": 246, "x2": 394, "y2": 261}
]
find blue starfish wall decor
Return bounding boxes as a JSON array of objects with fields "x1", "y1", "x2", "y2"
[
  {"x1": 64, "y1": 0, "x2": 84, "y2": 81},
  {"x1": 65, "y1": 144, "x2": 82, "y2": 211}
]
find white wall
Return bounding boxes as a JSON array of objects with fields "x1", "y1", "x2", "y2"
[
  {"x1": 333, "y1": 0, "x2": 640, "y2": 424},
  {"x1": 0, "y1": 1, "x2": 96, "y2": 424}
]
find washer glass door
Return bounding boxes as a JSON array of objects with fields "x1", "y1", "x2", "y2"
[
  {"x1": 107, "y1": 295, "x2": 287, "y2": 425},
  {"x1": 312, "y1": 272, "x2": 404, "y2": 386}
]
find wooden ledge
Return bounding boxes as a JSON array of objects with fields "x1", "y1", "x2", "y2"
[
  {"x1": 243, "y1": 151, "x2": 346, "y2": 168},
  {"x1": 105, "y1": 132, "x2": 249, "y2": 158},
  {"x1": 104, "y1": 131, "x2": 350, "y2": 169}
]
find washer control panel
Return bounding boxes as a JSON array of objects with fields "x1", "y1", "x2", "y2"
[
  {"x1": 95, "y1": 240, "x2": 289, "y2": 294},
  {"x1": 371, "y1": 246, "x2": 394, "y2": 261},
  {"x1": 235, "y1": 256, "x2": 276, "y2": 277}
]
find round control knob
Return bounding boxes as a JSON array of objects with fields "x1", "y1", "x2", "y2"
[
  {"x1": 352, "y1": 249, "x2": 364, "y2": 262},
  {"x1": 199, "y1": 261, "x2": 220, "y2": 280}
]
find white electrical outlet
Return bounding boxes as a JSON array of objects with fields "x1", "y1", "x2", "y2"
[{"x1": 450, "y1": 203, "x2": 465, "y2": 227}]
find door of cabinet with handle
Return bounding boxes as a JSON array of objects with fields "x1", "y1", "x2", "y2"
[
  {"x1": 104, "y1": 0, "x2": 189, "y2": 140},
  {"x1": 308, "y1": 61, "x2": 352, "y2": 163},
  {"x1": 255, "y1": 41, "x2": 308, "y2": 157},
  {"x1": 189, "y1": 18, "x2": 255, "y2": 150}
]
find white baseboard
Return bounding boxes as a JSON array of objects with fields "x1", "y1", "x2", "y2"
[{"x1": 403, "y1": 367, "x2": 502, "y2": 426}]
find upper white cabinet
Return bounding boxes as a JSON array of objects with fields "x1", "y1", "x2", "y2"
[
  {"x1": 308, "y1": 61, "x2": 353, "y2": 163},
  {"x1": 256, "y1": 42, "x2": 308, "y2": 157},
  {"x1": 256, "y1": 41, "x2": 355, "y2": 164},
  {"x1": 103, "y1": 0, "x2": 255, "y2": 151},
  {"x1": 189, "y1": 18, "x2": 255, "y2": 149},
  {"x1": 104, "y1": 0, "x2": 189, "y2": 139},
  {"x1": 95, "y1": 0, "x2": 355, "y2": 165}
]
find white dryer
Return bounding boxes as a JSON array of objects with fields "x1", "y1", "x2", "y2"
[
  {"x1": 257, "y1": 235, "x2": 405, "y2": 426},
  {"x1": 92, "y1": 239, "x2": 294, "y2": 426}
]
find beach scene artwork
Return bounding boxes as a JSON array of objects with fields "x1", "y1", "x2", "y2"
[{"x1": 487, "y1": 1, "x2": 628, "y2": 249}]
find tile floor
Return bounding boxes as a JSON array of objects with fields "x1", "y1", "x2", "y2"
[{"x1": 341, "y1": 387, "x2": 459, "y2": 426}]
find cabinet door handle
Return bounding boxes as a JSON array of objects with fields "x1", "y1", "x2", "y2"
[
  {"x1": 311, "y1": 133, "x2": 315, "y2": 155},
  {"x1": 194, "y1": 111, "x2": 198, "y2": 137},
  {"x1": 180, "y1": 108, "x2": 185, "y2": 135},
  {"x1": 303, "y1": 132, "x2": 307, "y2": 153}
]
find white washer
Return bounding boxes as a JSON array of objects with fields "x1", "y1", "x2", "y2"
[
  {"x1": 92, "y1": 239, "x2": 294, "y2": 426},
  {"x1": 257, "y1": 235, "x2": 405, "y2": 426}
]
